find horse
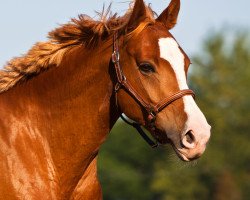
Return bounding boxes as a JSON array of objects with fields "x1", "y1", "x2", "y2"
[{"x1": 0, "y1": 0, "x2": 211, "y2": 199}]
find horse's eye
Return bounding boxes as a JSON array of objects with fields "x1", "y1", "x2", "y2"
[{"x1": 139, "y1": 63, "x2": 155, "y2": 73}]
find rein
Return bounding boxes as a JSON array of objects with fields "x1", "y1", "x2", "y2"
[{"x1": 112, "y1": 32, "x2": 195, "y2": 148}]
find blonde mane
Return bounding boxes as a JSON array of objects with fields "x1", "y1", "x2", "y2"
[{"x1": 0, "y1": 4, "x2": 154, "y2": 93}]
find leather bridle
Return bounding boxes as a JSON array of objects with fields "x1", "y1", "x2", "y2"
[{"x1": 112, "y1": 32, "x2": 195, "y2": 148}]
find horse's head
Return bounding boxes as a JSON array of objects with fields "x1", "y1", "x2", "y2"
[{"x1": 115, "y1": 0, "x2": 211, "y2": 161}]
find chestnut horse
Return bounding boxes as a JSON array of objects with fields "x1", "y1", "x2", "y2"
[{"x1": 0, "y1": 0, "x2": 211, "y2": 199}]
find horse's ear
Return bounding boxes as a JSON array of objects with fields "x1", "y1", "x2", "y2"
[
  {"x1": 156, "y1": 0, "x2": 180, "y2": 30},
  {"x1": 127, "y1": 0, "x2": 148, "y2": 31}
]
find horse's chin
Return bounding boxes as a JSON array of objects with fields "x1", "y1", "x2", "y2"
[
  {"x1": 158, "y1": 139, "x2": 192, "y2": 162},
  {"x1": 171, "y1": 145, "x2": 192, "y2": 162},
  {"x1": 170, "y1": 141, "x2": 204, "y2": 162}
]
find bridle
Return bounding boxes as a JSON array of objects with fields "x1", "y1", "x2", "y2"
[{"x1": 112, "y1": 32, "x2": 195, "y2": 148}]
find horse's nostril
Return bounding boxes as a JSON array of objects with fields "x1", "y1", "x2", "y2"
[
  {"x1": 186, "y1": 130, "x2": 195, "y2": 144},
  {"x1": 181, "y1": 130, "x2": 196, "y2": 149}
]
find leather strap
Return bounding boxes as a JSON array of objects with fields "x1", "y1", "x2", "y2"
[
  {"x1": 154, "y1": 89, "x2": 195, "y2": 113},
  {"x1": 112, "y1": 33, "x2": 153, "y2": 112},
  {"x1": 120, "y1": 114, "x2": 158, "y2": 148}
]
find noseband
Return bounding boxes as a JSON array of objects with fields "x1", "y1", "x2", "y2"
[{"x1": 112, "y1": 32, "x2": 195, "y2": 148}]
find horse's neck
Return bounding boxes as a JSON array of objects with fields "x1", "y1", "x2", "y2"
[{"x1": 0, "y1": 44, "x2": 118, "y2": 195}]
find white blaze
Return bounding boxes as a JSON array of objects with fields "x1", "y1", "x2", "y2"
[
  {"x1": 159, "y1": 38, "x2": 188, "y2": 90},
  {"x1": 158, "y1": 38, "x2": 210, "y2": 142}
]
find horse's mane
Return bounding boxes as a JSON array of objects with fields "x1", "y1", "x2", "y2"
[{"x1": 0, "y1": 3, "x2": 154, "y2": 93}]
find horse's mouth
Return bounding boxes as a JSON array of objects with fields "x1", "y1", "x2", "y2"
[
  {"x1": 172, "y1": 146, "x2": 190, "y2": 162},
  {"x1": 149, "y1": 129, "x2": 201, "y2": 162},
  {"x1": 153, "y1": 134, "x2": 191, "y2": 162},
  {"x1": 164, "y1": 138, "x2": 191, "y2": 162},
  {"x1": 171, "y1": 143, "x2": 203, "y2": 162}
]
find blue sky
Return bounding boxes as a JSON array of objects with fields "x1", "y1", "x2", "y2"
[{"x1": 0, "y1": 0, "x2": 249, "y2": 67}]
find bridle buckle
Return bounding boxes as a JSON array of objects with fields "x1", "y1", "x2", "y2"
[
  {"x1": 148, "y1": 109, "x2": 157, "y2": 123},
  {"x1": 114, "y1": 82, "x2": 121, "y2": 93}
]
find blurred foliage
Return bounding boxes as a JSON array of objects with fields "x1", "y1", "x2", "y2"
[{"x1": 98, "y1": 30, "x2": 250, "y2": 200}]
